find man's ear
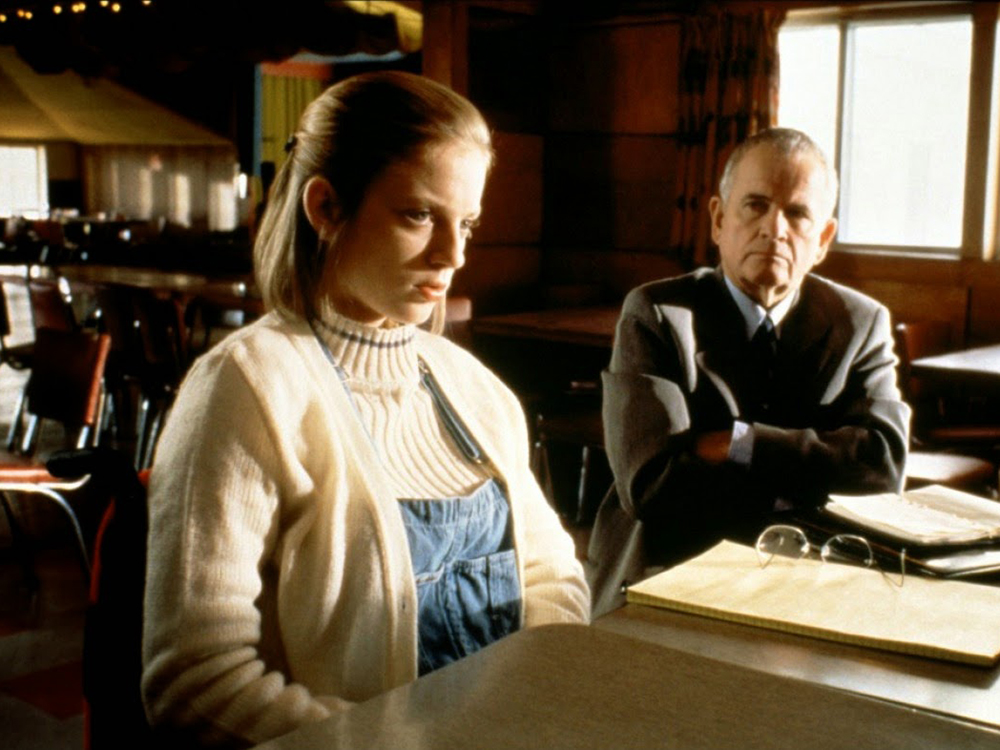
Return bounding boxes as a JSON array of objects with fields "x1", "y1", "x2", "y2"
[
  {"x1": 708, "y1": 195, "x2": 725, "y2": 245},
  {"x1": 302, "y1": 176, "x2": 340, "y2": 236},
  {"x1": 813, "y1": 216, "x2": 838, "y2": 267}
]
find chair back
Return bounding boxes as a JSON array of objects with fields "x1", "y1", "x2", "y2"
[
  {"x1": 133, "y1": 290, "x2": 188, "y2": 386},
  {"x1": 27, "y1": 328, "x2": 110, "y2": 427},
  {"x1": 27, "y1": 278, "x2": 76, "y2": 332},
  {"x1": 14, "y1": 328, "x2": 111, "y2": 453},
  {"x1": 95, "y1": 284, "x2": 187, "y2": 386},
  {"x1": 893, "y1": 320, "x2": 952, "y2": 402},
  {"x1": 0, "y1": 279, "x2": 14, "y2": 340}
]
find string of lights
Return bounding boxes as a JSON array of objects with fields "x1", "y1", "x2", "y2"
[{"x1": 0, "y1": 0, "x2": 153, "y2": 23}]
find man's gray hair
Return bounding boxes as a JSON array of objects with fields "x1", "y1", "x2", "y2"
[{"x1": 717, "y1": 128, "x2": 839, "y2": 217}]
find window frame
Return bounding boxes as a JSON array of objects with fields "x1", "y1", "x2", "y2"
[{"x1": 781, "y1": 2, "x2": 997, "y2": 261}]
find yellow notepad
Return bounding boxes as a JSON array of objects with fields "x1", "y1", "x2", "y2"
[{"x1": 626, "y1": 540, "x2": 1000, "y2": 666}]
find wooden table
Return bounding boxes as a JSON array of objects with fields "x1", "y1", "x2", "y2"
[
  {"x1": 253, "y1": 623, "x2": 1000, "y2": 749},
  {"x1": 596, "y1": 603, "x2": 1000, "y2": 730},
  {"x1": 911, "y1": 343, "x2": 1000, "y2": 395},
  {"x1": 472, "y1": 305, "x2": 620, "y2": 349},
  {"x1": 51, "y1": 263, "x2": 252, "y2": 298},
  {"x1": 470, "y1": 305, "x2": 620, "y2": 401}
]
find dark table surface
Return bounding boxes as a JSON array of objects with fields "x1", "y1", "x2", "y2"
[{"x1": 254, "y1": 622, "x2": 1000, "y2": 749}]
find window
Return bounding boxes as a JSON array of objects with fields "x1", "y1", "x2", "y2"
[
  {"x1": 778, "y1": 4, "x2": 994, "y2": 258},
  {"x1": 0, "y1": 145, "x2": 48, "y2": 219}
]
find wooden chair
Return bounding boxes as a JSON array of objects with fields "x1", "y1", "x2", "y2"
[
  {"x1": 894, "y1": 321, "x2": 997, "y2": 494},
  {"x1": 895, "y1": 321, "x2": 1000, "y2": 449},
  {"x1": 91, "y1": 284, "x2": 189, "y2": 469},
  {"x1": 0, "y1": 275, "x2": 78, "y2": 375},
  {"x1": 27, "y1": 277, "x2": 77, "y2": 332},
  {"x1": 532, "y1": 399, "x2": 607, "y2": 525},
  {"x1": 132, "y1": 291, "x2": 188, "y2": 469},
  {"x1": 0, "y1": 328, "x2": 111, "y2": 587},
  {"x1": 184, "y1": 287, "x2": 263, "y2": 356}
]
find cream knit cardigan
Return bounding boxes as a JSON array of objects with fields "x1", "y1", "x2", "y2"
[{"x1": 141, "y1": 312, "x2": 590, "y2": 745}]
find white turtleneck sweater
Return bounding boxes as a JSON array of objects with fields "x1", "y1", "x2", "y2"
[
  {"x1": 313, "y1": 311, "x2": 487, "y2": 499},
  {"x1": 142, "y1": 310, "x2": 590, "y2": 747}
]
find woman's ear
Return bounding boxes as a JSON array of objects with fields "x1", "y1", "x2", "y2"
[{"x1": 302, "y1": 176, "x2": 340, "y2": 236}]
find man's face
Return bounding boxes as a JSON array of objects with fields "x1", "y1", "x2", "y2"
[{"x1": 709, "y1": 144, "x2": 838, "y2": 309}]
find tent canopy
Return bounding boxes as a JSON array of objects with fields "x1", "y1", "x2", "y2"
[{"x1": 0, "y1": 47, "x2": 232, "y2": 147}]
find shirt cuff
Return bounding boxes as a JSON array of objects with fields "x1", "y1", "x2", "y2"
[{"x1": 728, "y1": 420, "x2": 754, "y2": 466}]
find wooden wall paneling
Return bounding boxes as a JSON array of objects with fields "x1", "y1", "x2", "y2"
[
  {"x1": 821, "y1": 252, "x2": 1000, "y2": 345},
  {"x1": 467, "y1": 6, "x2": 546, "y2": 133},
  {"x1": 422, "y1": 0, "x2": 470, "y2": 93},
  {"x1": 450, "y1": 245, "x2": 542, "y2": 315},
  {"x1": 544, "y1": 134, "x2": 678, "y2": 250},
  {"x1": 967, "y1": 260, "x2": 1000, "y2": 343},
  {"x1": 477, "y1": 132, "x2": 543, "y2": 245},
  {"x1": 548, "y1": 20, "x2": 680, "y2": 134},
  {"x1": 544, "y1": 248, "x2": 687, "y2": 300},
  {"x1": 839, "y1": 278, "x2": 969, "y2": 343}
]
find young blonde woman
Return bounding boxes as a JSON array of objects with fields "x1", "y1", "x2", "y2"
[{"x1": 140, "y1": 72, "x2": 589, "y2": 747}]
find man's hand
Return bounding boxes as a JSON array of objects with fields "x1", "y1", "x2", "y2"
[{"x1": 694, "y1": 430, "x2": 732, "y2": 464}]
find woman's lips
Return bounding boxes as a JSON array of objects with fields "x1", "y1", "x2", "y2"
[{"x1": 415, "y1": 282, "x2": 448, "y2": 301}]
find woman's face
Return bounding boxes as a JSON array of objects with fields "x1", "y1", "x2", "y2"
[{"x1": 324, "y1": 140, "x2": 490, "y2": 327}]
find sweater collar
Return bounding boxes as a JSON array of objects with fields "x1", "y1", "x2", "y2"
[{"x1": 313, "y1": 307, "x2": 419, "y2": 387}]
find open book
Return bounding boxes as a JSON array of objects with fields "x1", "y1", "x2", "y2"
[{"x1": 825, "y1": 484, "x2": 1000, "y2": 546}]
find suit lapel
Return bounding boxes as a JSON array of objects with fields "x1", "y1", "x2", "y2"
[{"x1": 773, "y1": 277, "x2": 841, "y2": 403}]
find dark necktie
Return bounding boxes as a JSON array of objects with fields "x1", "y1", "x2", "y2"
[
  {"x1": 749, "y1": 317, "x2": 777, "y2": 418},
  {"x1": 751, "y1": 317, "x2": 777, "y2": 362}
]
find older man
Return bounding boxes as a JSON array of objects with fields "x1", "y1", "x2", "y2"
[{"x1": 588, "y1": 128, "x2": 910, "y2": 614}]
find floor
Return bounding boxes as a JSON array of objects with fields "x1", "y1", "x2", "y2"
[{"x1": 0, "y1": 546, "x2": 87, "y2": 750}]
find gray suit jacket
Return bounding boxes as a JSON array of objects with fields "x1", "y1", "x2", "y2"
[{"x1": 588, "y1": 268, "x2": 910, "y2": 613}]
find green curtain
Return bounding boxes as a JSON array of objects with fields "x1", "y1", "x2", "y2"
[{"x1": 261, "y1": 74, "x2": 324, "y2": 168}]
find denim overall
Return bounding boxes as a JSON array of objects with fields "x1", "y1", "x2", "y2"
[
  {"x1": 314, "y1": 330, "x2": 522, "y2": 675},
  {"x1": 399, "y1": 479, "x2": 520, "y2": 674}
]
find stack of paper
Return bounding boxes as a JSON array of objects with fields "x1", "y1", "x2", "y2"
[
  {"x1": 626, "y1": 540, "x2": 1000, "y2": 666},
  {"x1": 826, "y1": 484, "x2": 1000, "y2": 545}
]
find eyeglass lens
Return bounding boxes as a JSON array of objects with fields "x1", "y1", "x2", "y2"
[
  {"x1": 755, "y1": 525, "x2": 810, "y2": 566},
  {"x1": 820, "y1": 534, "x2": 875, "y2": 568}
]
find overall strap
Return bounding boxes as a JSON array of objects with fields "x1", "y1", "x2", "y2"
[{"x1": 417, "y1": 358, "x2": 487, "y2": 466}]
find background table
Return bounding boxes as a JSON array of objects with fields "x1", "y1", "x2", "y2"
[
  {"x1": 470, "y1": 305, "x2": 619, "y2": 401},
  {"x1": 472, "y1": 305, "x2": 620, "y2": 348},
  {"x1": 911, "y1": 343, "x2": 1000, "y2": 396},
  {"x1": 254, "y1": 624, "x2": 1000, "y2": 750}
]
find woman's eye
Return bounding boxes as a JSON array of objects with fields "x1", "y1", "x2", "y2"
[
  {"x1": 461, "y1": 218, "x2": 481, "y2": 236},
  {"x1": 404, "y1": 209, "x2": 433, "y2": 224}
]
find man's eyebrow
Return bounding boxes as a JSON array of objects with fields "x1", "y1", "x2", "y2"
[{"x1": 741, "y1": 192, "x2": 771, "y2": 203}]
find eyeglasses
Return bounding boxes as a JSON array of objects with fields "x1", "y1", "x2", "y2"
[{"x1": 755, "y1": 524, "x2": 906, "y2": 587}]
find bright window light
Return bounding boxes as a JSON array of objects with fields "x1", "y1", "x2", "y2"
[
  {"x1": 840, "y1": 20, "x2": 971, "y2": 248},
  {"x1": 0, "y1": 145, "x2": 49, "y2": 219},
  {"x1": 779, "y1": 17, "x2": 974, "y2": 252},
  {"x1": 778, "y1": 25, "x2": 840, "y2": 165}
]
